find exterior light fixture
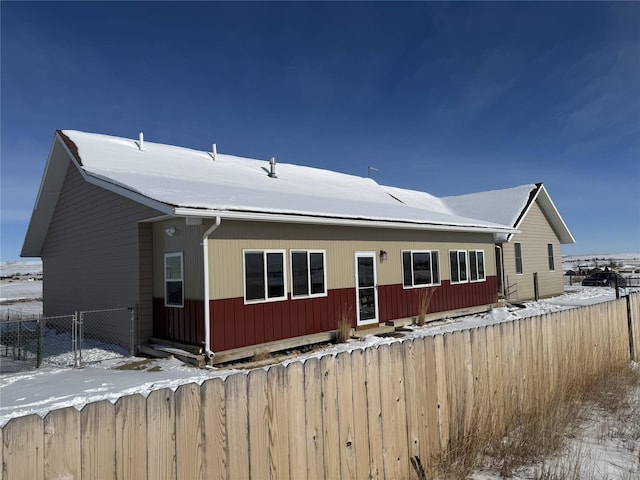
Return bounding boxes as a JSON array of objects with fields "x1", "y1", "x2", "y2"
[
  {"x1": 165, "y1": 226, "x2": 177, "y2": 237},
  {"x1": 379, "y1": 250, "x2": 388, "y2": 262}
]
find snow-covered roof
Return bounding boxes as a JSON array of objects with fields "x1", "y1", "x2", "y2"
[
  {"x1": 384, "y1": 183, "x2": 575, "y2": 244},
  {"x1": 441, "y1": 184, "x2": 538, "y2": 229},
  {"x1": 22, "y1": 130, "x2": 518, "y2": 256}
]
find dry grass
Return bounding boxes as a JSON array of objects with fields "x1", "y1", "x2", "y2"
[
  {"x1": 422, "y1": 345, "x2": 639, "y2": 480},
  {"x1": 416, "y1": 287, "x2": 437, "y2": 326},
  {"x1": 335, "y1": 307, "x2": 353, "y2": 343}
]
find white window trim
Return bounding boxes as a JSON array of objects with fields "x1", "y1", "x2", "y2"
[
  {"x1": 242, "y1": 249, "x2": 287, "y2": 305},
  {"x1": 164, "y1": 252, "x2": 184, "y2": 308},
  {"x1": 290, "y1": 249, "x2": 328, "y2": 299},
  {"x1": 401, "y1": 250, "x2": 441, "y2": 289},
  {"x1": 547, "y1": 243, "x2": 555, "y2": 272},
  {"x1": 469, "y1": 249, "x2": 486, "y2": 283},
  {"x1": 449, "y1": 249, "x2": 469, "y2": 285},
  {"x1": 514, "y1": 242, "x2": 524, "y2": 275}
]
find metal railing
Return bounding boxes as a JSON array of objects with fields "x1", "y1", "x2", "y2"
[{"x1": 0, "y1": 307, "x2": 134, "y2": 373}]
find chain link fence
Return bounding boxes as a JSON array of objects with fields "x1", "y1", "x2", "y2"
[{"x1": 1, "y1": 308, "x2": 134, "y2": 373}]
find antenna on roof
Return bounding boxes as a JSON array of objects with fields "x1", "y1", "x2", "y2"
[
  {"x1": 138, "y1": 132, "x2": 144, "y2": 151},
  {"x1": 268, "y1": 157, "x2": 278, "y2": 178},
  {"x1": 368, "y1": 166, "x2": 378, "y2": 178},
  {"x1": 212, "y1": 143, "x2": 217, "y2": 161}
]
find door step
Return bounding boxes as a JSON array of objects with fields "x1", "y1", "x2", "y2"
[
  {"x1": 351, "y1": 324, "x2": 396, "y2": 338},
  {"x1": 140, "y1": 343, "x2": 206, "y2": 368}
]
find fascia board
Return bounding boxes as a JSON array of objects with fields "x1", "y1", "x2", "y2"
[{"x1": 173, "y1": 207, "x2": 519, "y2": 235}]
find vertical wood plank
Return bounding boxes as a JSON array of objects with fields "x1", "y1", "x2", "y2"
[
  {"x1": 115, "y1": 394, "x2": 147, "y2": 480},
  {"x1": 2, "y1": 415, "x2": 44, "y2": 480},
  {"x1": 147, "y1": 388, "x2": 176, "y2": 480},
  {"x1": 267, "y1": 364, "x2": 290, "y2": 480},
  {"x1": 422, "y1": 335, "x2": 441, "y2": 462},
  {"x1": 364, "y1": 346, "x2": 384, "y2": 480},
  {"x1": 320, "y1": 354, "x2": 340, "y2": 480},
  {"x1": 248, "y1": 368, "x2": 270, "y2": 479},
  {"x1": 433, "y1": 334, "x2": 450, "y2": 453},
  {"x1": 402, "y1": 339, "x2": 421, "y2": 460},
  {"x1": 286, "y1": 361, "x2": 308, "y2": 480},
  {"x1": 350, "y1": 348, "x2": 370, "y2": 480},
  {"x1": 44, "y1": 407, "x2": 81, "y2": 480},
  {"x1": 176, "y1": 383, "x2": 203, "y2": 480},
  {"x1": 303, "y1": 357, "x2": 325, "y2": 479},
  {"x1": 201, "y1": 378, "x2": 227, "y2": 480},
  {"x1": 81, "y1": 400, "x2": 115, "y2": 479},
  {"x1": 335, "y1": 351, "x2": 356, "y2": 480},
  {"x1": 378, "y1": 342, "x2": 409, "y2": 480},
  {"x1": 226, "y1": 373, "x2": 250, "y2": 480}
]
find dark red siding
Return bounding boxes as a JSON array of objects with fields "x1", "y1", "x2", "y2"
[
  {"x1": 152, "y1": 298, "x2": 205, "y2": 346},
  {"x1": 153, "y1": 276, "x2": 497, "y2": 351}
]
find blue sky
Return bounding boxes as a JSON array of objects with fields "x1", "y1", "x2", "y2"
[{"x1": 1, "y1": 2, "x2": 638, "y2": 260}]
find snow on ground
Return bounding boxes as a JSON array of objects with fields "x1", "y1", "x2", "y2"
[
  {"x1": 472, "y1": 362, "x2": 640, "y2": 480},
  {"x1": 0, "y1": 260, "x2": 43, "y2": 318},
  {"x1": 0, "y1": 284, "x2": 633, "y2": 427}
]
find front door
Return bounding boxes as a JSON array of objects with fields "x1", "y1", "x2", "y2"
[{"x1": 355, "y1": 252, "x2": 379, "y2": 326}]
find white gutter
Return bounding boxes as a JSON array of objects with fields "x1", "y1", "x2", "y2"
[
  {"x1": 174, "y1": 208, "x2": 519, "y2": 235},
  {"x1": 202, "y1": 216, "x2": 221, "y2": 361}
]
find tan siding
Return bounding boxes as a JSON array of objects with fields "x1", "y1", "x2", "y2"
[
  {"x1": 201, "y1": 220, "x2": 496, "y2": 300},
  {"x1": 152, "y1": 219, "x2": 205, "y2": 300},
  {"x1": 42, "y1": 163, "x2": 162, "y2": 339},
  {"x1": 503, "y1": 201, "x2": 564, "y2": 300}
]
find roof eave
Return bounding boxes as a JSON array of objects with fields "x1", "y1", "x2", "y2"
[{"x1": 173, "y1": 207, "x2": 519, "y2": 234}]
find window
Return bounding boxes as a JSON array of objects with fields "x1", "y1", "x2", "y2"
[
  {"x1": 514, "y1": 243, "x2": 523, "y2": 274},
  {"x1": 449, "y1": 250, "x2": 468, "y2": 284},
  {"x1": 164, "y1": 252, "x2": 184, "y2": 307},
  {"x1": 243, "y1": 250, "x2": 286, "y2": 303},
  {"x1": 291, "y1": 250, "x2": 327, "y2": 298},
  {"x1": 402, "y1": 250, "x2": 440, "y2": 288},
  {"x1": 548, "y1": 243, "x2": 555, "y2": 271},
  {"x1": 469, "y1": 250, "x2": 486, "y2": 282}
]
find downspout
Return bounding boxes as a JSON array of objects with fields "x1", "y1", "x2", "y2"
[
  {"x1": 496, "y1": 243, "x2": 505, "y2": 298},
  {"x1": 202, "y1": 216, "x2": 221, "y2": 362}
]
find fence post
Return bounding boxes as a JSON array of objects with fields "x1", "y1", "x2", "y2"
[
  {"x1": 533, "y1": 272, "x2": 539, "y2": 301},
  {"x1": 627, "y1": 295, "x2": 636, "y2": 361},
  {"x1": 37, "y1": 317, "x2": 45, "y2": 368},
  {"x1": 129, "y1": 307, "x2": 135, "y2": 356},
  {"x1": 72, "y1": 311, "x2": 79, "y2": 368},
  {"x1": 615, "y1": 276, "x2": 620, "y2": 299}
]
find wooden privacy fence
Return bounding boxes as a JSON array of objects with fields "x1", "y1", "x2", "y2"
[{"x1": 2, "y1": 293, "x2": 639, "y2": 480}]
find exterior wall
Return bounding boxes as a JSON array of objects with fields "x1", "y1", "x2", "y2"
[
  {"x1": 501, "y1": 200, "x2": 564, "y2": 300},
  {"x1": 205, "y1": 220, "x2": 497, "y2": 298},
  {"x1": 152, "y1": 218, "x2": 499, "y2": 350},
  {"x1": 42, "y1": 162, "x2": 161, "y2": 345}
]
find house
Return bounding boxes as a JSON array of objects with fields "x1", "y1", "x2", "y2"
[
  {"x1": 386, "y1": 184, "x2": 575, "y2": 300},
  {"x1": 22, "y1": 130, "x2": 517, "y2": 360}
]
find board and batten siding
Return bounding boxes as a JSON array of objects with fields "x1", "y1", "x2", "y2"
[
  {"x1": 501, "y1": 200, "x2": 564, "y2": 300},
  {"x1": 42, "y1": 162, "x2": 162, "y2": 344}
]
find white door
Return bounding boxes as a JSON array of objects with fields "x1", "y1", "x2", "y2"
[{"x1": 355, "y1": 252, "x2": 379, "y2": 326}]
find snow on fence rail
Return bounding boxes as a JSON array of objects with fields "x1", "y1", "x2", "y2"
[
  {"x1": 0, "y1": 308, "x2": 134, "y2": 373},
  {"x1": 1, "y1": 293, "x2": 639, "y2": 480}
]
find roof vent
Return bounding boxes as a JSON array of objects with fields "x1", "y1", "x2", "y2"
[
  {"x1": 212, "y1": 143, "x2": 217, "y2": 161},
  {"x1": 268, "y1": 156, "x2": 277, "y2": 178},
  {"x1": 138, "y1": 132, "x2": 144, "y2": 151}
]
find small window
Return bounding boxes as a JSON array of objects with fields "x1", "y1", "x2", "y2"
[
  {"x1": 547, "y1": 243, "x2": 555, "y2": 271},
  {"x1": 164, "y1": 252, "x2": 184, "y2": 307},
  {"x1": 449, "y1": 250, "x2": 468, "y2": 284},
  {"x1": 514, "y1": 243, "x2": 523, "y2": 274},
  {"x1": 402, "y1": 250, "x2": 440, "y2": 288},
  {"x1": 244, "y1": 250, "x2": 287, "y2": 303},
  {"x1": 469, "y1": 250, "x2": 486, "y2": 282},
  {"x1": 291, "y1": 250, "x2": 327, "y2": 298}
]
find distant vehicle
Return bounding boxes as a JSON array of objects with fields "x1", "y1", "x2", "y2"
[{"x1": 581, "y1": 272, "x2": 626, "y2": 287}]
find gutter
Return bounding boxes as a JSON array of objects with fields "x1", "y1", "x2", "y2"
[
  {"x1": 202, "y1": 216, "x2": 221, "y2": 362},
  {"x1": 174, "y1": 208, "x2": 519, "y2": 235}
]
